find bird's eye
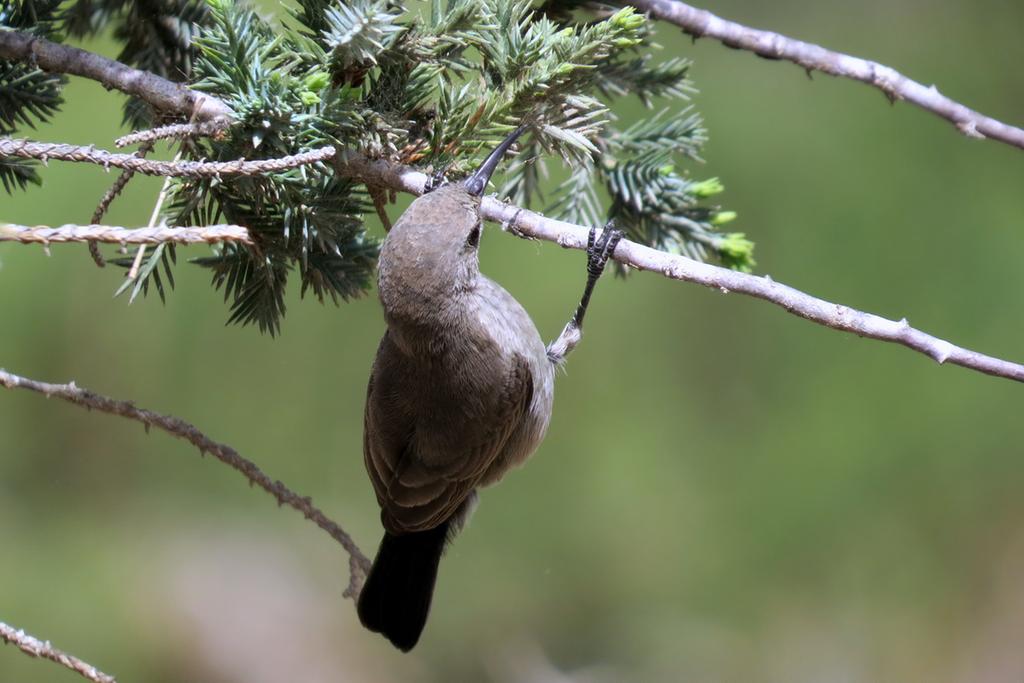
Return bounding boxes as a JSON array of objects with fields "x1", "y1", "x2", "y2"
[{"x1": 465, "y1": 223, "x2": 481, "y2": 249}]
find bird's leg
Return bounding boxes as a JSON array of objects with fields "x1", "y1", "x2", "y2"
[
  {"x1": 572, "y1": 221, "x2": 623, "y2": 330},
  {"x1": 546, "y1": 220, "x2": 623, "y2": 365}
]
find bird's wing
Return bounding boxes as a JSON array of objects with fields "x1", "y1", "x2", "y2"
[
  {"x1": 364, "y1": 343, "x2": 534, "y2": 534},
  {"x1": 363, "y1": 334, "x2": 413, "y2": 509}
]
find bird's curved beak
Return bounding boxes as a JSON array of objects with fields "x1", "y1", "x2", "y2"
[{"x1": 463, "y1": 125, "x2": 529, "y2": 197}]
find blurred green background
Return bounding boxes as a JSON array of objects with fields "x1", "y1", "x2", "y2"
[{"x1": 3, "y1": 0, "x2": 1024, "y2": 681}]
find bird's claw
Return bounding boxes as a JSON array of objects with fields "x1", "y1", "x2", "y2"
[
  {"x1": 586, "y1": 220, "x2": 623, "y2": 278},
  {"x1": 424, "y1": 164, "x2": 452, "y2": 194}
]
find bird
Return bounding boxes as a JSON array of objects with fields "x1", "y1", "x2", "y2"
[{"x1": 357, "y1": 125, "x2": 622, "y2": 651}]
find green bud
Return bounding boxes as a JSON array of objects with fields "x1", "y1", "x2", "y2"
[
  {"x1": 711, "y1": 210, "x2": 738, "y2": 226},
  {"x1": 717, "y1": 232, "x2": 754, "y2": 258},
  {"x1": 304, "y1": 71, "x2": 330, "y2": 92},
  {"x1": 299, "y1": 91, "x2": 321, "y2": 106},
  {"x1": 689, "y1": 177, "x2": 724, "y2": 198},
  {"x1": 610, "y1": 7, "x2": 644, "y2": 30},
  {"x1": 658, "y1": 163, "x2": 675, "y2": 176},
  {"x1": 612, "y1": 37, "x2": 641, "y2": 48}
]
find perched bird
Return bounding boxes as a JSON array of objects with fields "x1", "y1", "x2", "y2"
[{"x1": 358, "y1": 125, "x2": 622, "y2": 651}]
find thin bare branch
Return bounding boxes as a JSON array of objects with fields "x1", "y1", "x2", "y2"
[
  {"x1": 125, "y1": 239, "x2": 147, "y2": 280},
  {"x1": 0, "y1": 29, "x2": 231, "y2": 126},
  {"x1": 367, "y1": 184, "x2": 393, "y2": 231},
  {"x1": 87, "y1": 235, "x2": 106, "y2": 267},
  {"x1": 91, "y1": 142, "x2": 155, "y2": 227},
  {"x1": 124, "y1": 159, "x2": 178, "y2": 285},
  {"x1": 340, "y1": 154, "x2": 1024, "y2": 384},
  {"x1": 115, "y1": 122, "x2": 226, "y2": 149},
  {"x1": 629, "y1": 0, "x2": 1024, "y2": 151},
  {"x1": 0, "y1": 139, "x2": 336, "y2": 178},
  {"x1": 88, "y1": 141, "x2": 156, "y2": 267},
  {"x1": 0, "y1": 368, "x2": 372, "y2": 596},
  {"x1": 0, "y1": 223, "x2": 252, "y2": 245},
  {"x1": 0, "y1": 620, "x2": 116, "y2": 683}
]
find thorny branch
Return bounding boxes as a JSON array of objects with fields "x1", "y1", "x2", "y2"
[
  {"x1": 629, "y1": 0, "x2": 1024, "y2": 151},
  {"x1": 0, "y1": 139, "x2": 335, "y2": 177},
  {"x1": 0, "y1": 368, "x2": 373, "y2": 598},
  {"x1": 115, "y1": 122, "x2": 226, "y2": 148},
  {"x1": 0, "y1": 222, "x2": 252, "y2": 245},
  {"x1": 341, "y1": 155, "x2": 1024, "y2": 384},
  {"x1": 0, "y1": 620, "x2": 116, "y2": 683}
]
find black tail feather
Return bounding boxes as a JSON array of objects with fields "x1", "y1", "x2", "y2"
[{"x1": 357, "y1": 522, "x2": 450, "y2": 652}]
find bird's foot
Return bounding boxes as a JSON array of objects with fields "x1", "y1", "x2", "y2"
[
  {"x1": 552, "y1": 221, "x2": 623, "y2": 363},
  {"x1": 586, "y1": 220, "x2": 624, "y2": 279},
  {"x1": 424, "y1": 163, "x2": 452, "y2": 194}
]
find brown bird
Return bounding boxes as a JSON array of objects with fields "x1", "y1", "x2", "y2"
[{"x1": 358, "y1": 125, "x2": 622, "y2": 651}]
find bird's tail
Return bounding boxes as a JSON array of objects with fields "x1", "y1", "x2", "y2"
[{"x1": 356, "y1": 521, "x2": 450, "y2": 652}]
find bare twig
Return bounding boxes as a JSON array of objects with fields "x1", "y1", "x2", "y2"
[
  {"x1": 88, "y1": 141, "x2": 156, "y2": 267},
  {"x1": 0, "y1": 620, "x2": 116, "y2": 683},
  {"x1": 0, "y1": 223, "x2": 252, "y2": 245},
  {"x1": 0, "y1": 29, "x2": 231, "y2": 126},
  {"x1": 0, "y1": 368, "x2": 372, "y2": 596},
  {"x1": 88, "y1": 235, "x2": 108, "y2": 267},
  {"x1": 125, "y1": 240, "x2": 148, "y2": 280},
  {"x1": 367, "y1": 184, "x2": 393, "y2": 231},
  {"x1": 340, "y1": 154, "x2": 1024, "y2": 384},
  {"x1": 91, "y1": 143, "x2": 155, "y2": 225},
  {"x1": 0, "y1": 139, "x2": 336, "y2": 177},
  {"x1": 87, "y1": 238, "x2": 106, "y2": 267},
  {"x1": 124, "y1": 163, "x2": 177, "y2": 282},
  {"x1": 629, "y1": 0, "x2": 1024, "y2": 150},
  {"x1": 115, "y1": 121, "x2": 225, "y2": 148}
]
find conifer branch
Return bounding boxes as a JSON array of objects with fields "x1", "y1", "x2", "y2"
[
  {"x1": 341, "y1": 155, "x2": 1024, "y2": 385},
  {"x1": 0, "y1": 138, "x2": 335, "y2": 177},
  {"x1": 0, "y1": 620, "x2": 116, "y2": 683},
  {"x1": 0, "y1": 367, "x2": 372, "y2": 597},
  {"x1": 628, "y1": 0, "x2": 1024, "y2": 150},
  {"x1": 0, "y1": 222, "x2": 252, "y2": 245},
  {"x1": 0, "y1": 29, "x2": 232, "y2": 125}
]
